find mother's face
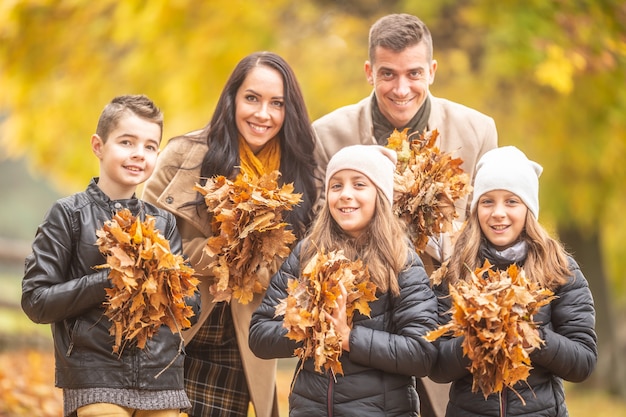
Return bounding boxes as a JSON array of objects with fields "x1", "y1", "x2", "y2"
[{"x1": 235, "y1": 65, "x2": 285, "y2": 154}]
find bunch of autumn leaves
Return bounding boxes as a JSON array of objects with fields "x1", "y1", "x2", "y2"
[
  {"x1": 426, "y1": 262, "x2": 555, "y2": 400},
  {"x1": 95, "y1": 209, "x2": 199, "y2": 355},
  {"x1": 387, "y1": 128, "x2": 470, "y2": 252}
]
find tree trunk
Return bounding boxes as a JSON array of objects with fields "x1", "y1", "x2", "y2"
[{"x1": 558, "y1": 225, "x2": 626, "y2": 397}]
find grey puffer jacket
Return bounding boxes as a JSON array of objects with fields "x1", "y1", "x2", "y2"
[
  {"x1": 430, "y1": 256, "x2": 597, "y2": 416},
  {"x1": 249, "y1": 240, "x2": 439, "y2": 416},
  {"x1": 22, "y1": 178, "x2": 199, "y2": 391}
]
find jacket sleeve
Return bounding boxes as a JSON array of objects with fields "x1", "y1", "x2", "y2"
[
  {"x1": 21, "y1": 201, "x2": 110, "y2": 324},
  {"x1": 428, "y1": 282, "x2": 472, "y2": 383},
  {"x1": 529, "y1": 258, "x2": 598, "y2": 382},
  {"x1": 249, "y1": 246, "x2": 302, "y2": 359},
  {"x1": 347, "y1": 251, "x2": 440, "y2": 377},
  {"x1": 142, "y1": 139, "x2": 178, "y2": 207}
]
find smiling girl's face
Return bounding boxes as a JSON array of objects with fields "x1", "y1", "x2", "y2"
[
  {"x1": 477, "y1": 190, "x2": 528, "y2": 250},
  {"x1": 327, "y1": 169, "x2": 378, "y2": 238}
]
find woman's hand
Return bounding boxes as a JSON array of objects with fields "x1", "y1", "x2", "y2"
[{"x1": 330, "y1": 282, "x2": 351, "y2": 352}]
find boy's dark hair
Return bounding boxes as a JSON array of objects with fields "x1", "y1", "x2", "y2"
[{"x1": 95, "y1": 94, "x2": 163, "y2": 142}]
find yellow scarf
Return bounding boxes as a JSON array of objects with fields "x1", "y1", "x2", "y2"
[{"x1": 237, "y1": 136, "x2": 281, "y2": 179}]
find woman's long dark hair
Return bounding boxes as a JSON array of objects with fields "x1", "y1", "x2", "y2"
[{"x1": 192, "y1": 51, "x2": 318, "y2": 239}]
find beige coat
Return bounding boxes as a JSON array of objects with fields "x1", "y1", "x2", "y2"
[{"x1": 142, "y1": 135, "x2": 279, "y2": 417}]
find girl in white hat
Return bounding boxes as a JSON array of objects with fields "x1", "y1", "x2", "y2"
[
  {"x1": 430, "y1": 146, "x2": 597, "y2": 416},
  {"x1": 250, "y1": 144, "x2": 439, "y2": 416}
]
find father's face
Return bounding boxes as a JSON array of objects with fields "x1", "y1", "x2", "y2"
[{"x1": 365, "y1": 42, "x2": 437, "y2": 129}]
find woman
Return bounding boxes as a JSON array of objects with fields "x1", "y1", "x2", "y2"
[{"x1": 142, "y1": 51, "x2": 318, "y2": 417}]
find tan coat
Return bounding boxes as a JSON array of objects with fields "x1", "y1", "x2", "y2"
[{"x1": 142, "y1": 135, "x2": 279, "y2": 417}]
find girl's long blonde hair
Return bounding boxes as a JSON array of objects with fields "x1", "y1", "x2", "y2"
[
  {"x1": 300, "y1": 190, "x2": 408, "y2": 296},
  {"x1": 443, "y1": 210, "x2": 571, "y2": 290}
]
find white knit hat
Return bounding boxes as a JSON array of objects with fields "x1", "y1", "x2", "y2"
[
  {"x1": 325, "y1": 145, "x2": 397, "y2": 204},
  {"x1": 470, "y1": 146, "x2": 543, "y2": 218}
]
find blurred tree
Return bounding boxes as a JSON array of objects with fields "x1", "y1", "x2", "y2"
[
  {"x1": 0, "y1": 0, "x2": 394, "y2": 192},
  {"x1": 1, "y1": 0, "x2": 624, "y2": 396},
  {"x1": 0, "y1": 0, "x2": 295, "y2": 191}
]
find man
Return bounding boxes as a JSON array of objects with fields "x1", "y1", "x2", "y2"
[{"x1": 312, "y1": 13, "x2": 498, "y2": 417}]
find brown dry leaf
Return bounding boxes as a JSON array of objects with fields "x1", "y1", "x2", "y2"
[
  {"x1": 386, "y1": 128, "x2": 472, "y2": 253},
  {"x1": 95, "y1": 208, "x2": 199, "y2": 355},
  {"x1": 194, "y1": 170, "x2": 301, "y2": 304},
  {"x1": 424, "y1": 261, "x2": 556, "y2": 401},
  {"x1": 275, "y1": 249, "x2": 377, "y2": 377}
]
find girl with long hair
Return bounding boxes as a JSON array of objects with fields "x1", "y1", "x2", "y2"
[
  {"x1": 430, "y1": 146, "x2": 597, "y2": 416},
  {"x1": 250, "y1": 145, "x2": 439, "y2": 416}
]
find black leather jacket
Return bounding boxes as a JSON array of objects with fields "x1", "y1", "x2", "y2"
[{"x1": 22, "y1": 179, "x2": 199, "y2": 390}]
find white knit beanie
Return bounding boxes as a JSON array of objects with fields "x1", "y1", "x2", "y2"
[
  {"x1": 470, "y1": 146, "x2": 543, "y2": 218},
  {"x1": 325, "y1": 145, "x2": 397, "y2": 204}
]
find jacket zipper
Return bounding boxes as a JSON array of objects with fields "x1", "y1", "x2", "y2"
[
  {"x1": 66, "y1": 319, "x2": 77, "y2": 356},
  {"x1": 327, "y1": 373, "x2": 334, "y2": 416}
]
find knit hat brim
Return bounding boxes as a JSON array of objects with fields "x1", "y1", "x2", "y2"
[
  {"x1": 325, "y1": 145, "x2": 397, "y2": 204},
  {"x1": 471, "y1": 146, "x2": 543, "y2": 218}
]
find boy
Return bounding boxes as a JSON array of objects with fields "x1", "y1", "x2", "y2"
[{"x1": 22, "y1": 95, "x2": 197, "y2": 417}]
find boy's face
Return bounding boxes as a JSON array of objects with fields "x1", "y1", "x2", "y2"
[
  {"x1": 364, "y1": 42, "x2": 437, "y2": 129},
  {"x1": 91, "y1": 113, "x2": 161, "y2": 199}
]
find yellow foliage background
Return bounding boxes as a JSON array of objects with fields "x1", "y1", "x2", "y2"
[{"x1": 1, "y1": 0, "x2": 625, "y2": 403}]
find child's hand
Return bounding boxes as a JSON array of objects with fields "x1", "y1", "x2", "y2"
[
  {"x1": 523, "y1": 327, "x2": 542, "y2": 353},
  {"x1": 330, "y1": 282, "x2": 351, "y2": 352}
]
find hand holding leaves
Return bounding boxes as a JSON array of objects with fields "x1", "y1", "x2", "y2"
[{"x1": 275, "y1": 249, "x2": 376, "y2": 376}]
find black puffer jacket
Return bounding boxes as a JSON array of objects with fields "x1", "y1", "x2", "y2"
[
  {"x1": 249, "y1": 240, "x2": 439, "y2": 416},
  {"x1": 430, "y1": 255, "x2": 597, "y2": 416},
  {"x1": 22, "y1": 179, "x2": 199, "y2": 390}
]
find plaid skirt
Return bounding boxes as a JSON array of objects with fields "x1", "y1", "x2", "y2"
[{"x1": 184, "y1": 302, "x2": 250, "y2": 417}]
